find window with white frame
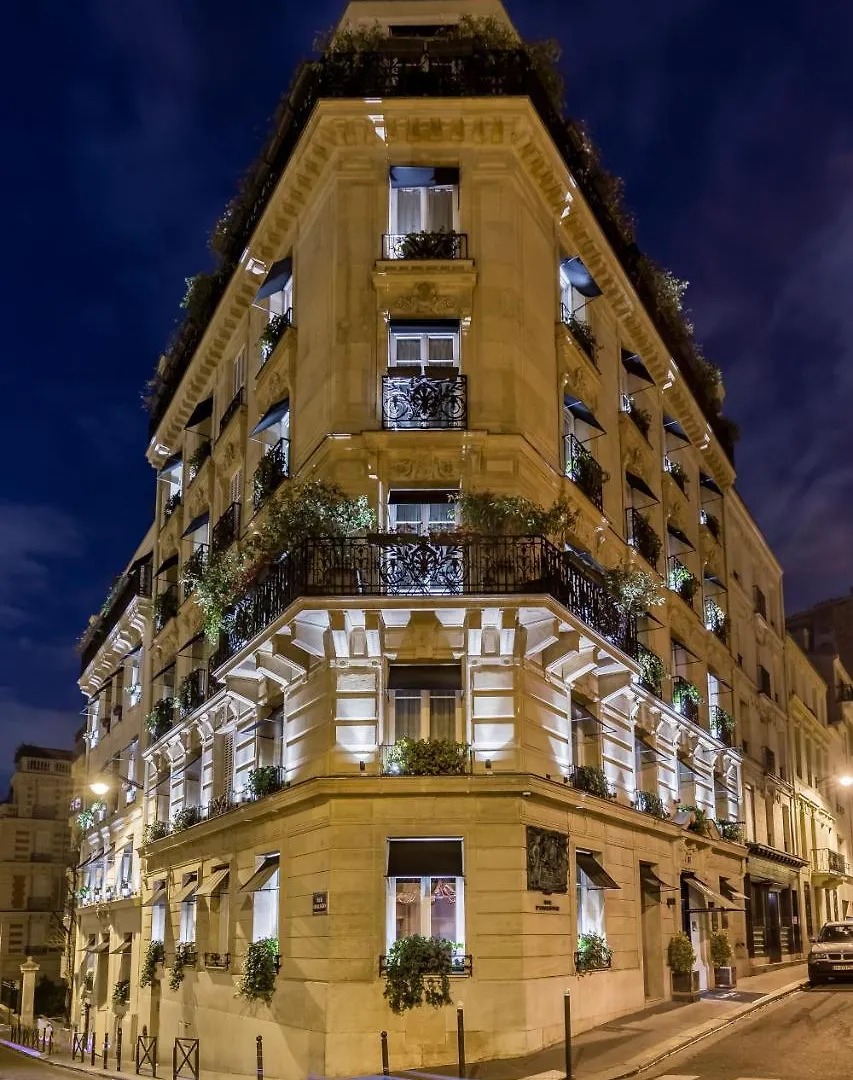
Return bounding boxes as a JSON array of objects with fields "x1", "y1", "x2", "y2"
[
  {"x1": 633, "y1": 732, "x2": 658, "y2": 793},
  {"x1": 268, "y1": 275, "x2": 293, "y2": 320},
  {"x1": 389, "y1": 167, "x2": 458, "y2": 235},
  {"x1": 229, "y1": 468, "x2": 243, "y2": 508},
  {"x1": 388, "y1": 320, "x2": 459, "y2": 370},
  {"x1": 124, "y1": 738, "x2": 139, "y2": 804},
  {"x1": 232, "y1": 347, "x2": 246, "y2": 396},
  {"x1": 387, "y1": 665, "x2": 461, "y2": 743},
  {"x1": 387, "y1": 491, "x2": 457, "y2": 536},
  {"x1": 677, "y1": 756, "x2": 696, "y2": 805},
  {"x1": 248, "y1": 855, "x2": 279, "y2": 942},
  {"x1": 575, "y1": 850, "x2": 618, "y2": 939},
  {"x1": 179, "y1": 899, "x2": 196, "y2": 944},
  {"x1": 560, "y1": 262, "x2": 587, "y2": 323},
  {"x1": 386, "y1": 839, "x2": 464, "y2": 954},
  {"x1": 571, "y1": 700, "x2": 601, "y2": 769},
  {"x1": 89, "y1": 697, "x2": 100, "y2": 748},
  {"x1": 151, "y1": 899, "x2": 166, "y2": 943},
  {"x1": 707, "y1": 672, "x2": 721, "y2": 711},
  {"x1": 119, "y1": 846, "x2": 133, "y2": 892},
  {"x1": 127, "y1": 650, "x2": 142, "y2": 707}
]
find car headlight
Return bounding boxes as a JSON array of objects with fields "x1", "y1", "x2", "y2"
[{"x1": 811, "y1": 952, "x2": 830, "y2": 960}]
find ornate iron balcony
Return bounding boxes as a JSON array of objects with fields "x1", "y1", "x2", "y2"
[
  {"x1": 672, "y1": 676, "x2": 700, "y2": 724},
  {"x1": 218, "y1": 388, "x2": 245, "y2": 438},
  {"x1": 253, "y1": 439, "x2": 290, "y2": 511},
  {"x1": 203, "y1": 952, "x2": 230, "y2": 971},
  {"x1": 565, "y1": 434, "x2": 604, "y2": 510},
  {"x1": 178, "y1": 668, "x2": 208, "y2": 718},
  {"x1": 627, "y1": 508, "x2": 661, "y2": 570},
  {"x1": 382, "y1": 231, "x2": 467, "y2": 260},
  {"x1": 382, "y1": 374, "x2": 467, "y2": 430},
  {"x1": 154, "y1": 585, "x2": 179, "y2": 633},
  {"x1": 163, "y1": 492, "x2": 181, "y2": 524},
  {"x1": 259, "y1": 309, "x2": 293, "y2": 366},
  {"x1": 667, "y1": 556, "x2": 698, "y2": 608},
  {"x1": 183, "y1": 544, "x2": 209, "y2": 600},
  {"x1": 187, "y1": 441, "x2": 211, "y2": 483},
  {"x1": 700, "y1": 508, "x2": 721, "y2": 541},
  {"x1": 813, "y1": 848, "x2": 847, "y2": 876},
  {"x1": 212, "y1": 535, "x2": 636, "y2": 669},
  {"x1": 202, "y1": 791, "x2": 237, "y2": 822},
  {"x1": 560, "y1": 303, "x2": 596, "y2": 362},
  {"x1": 710, "y1": 705, "x2": 735, "y2": 747},
  {"x1": 211, "y1": 502, "x2": 241, "y2": 554},
  {"x1": 379, "y1": 953, "x2": 472, "y2": 976},
  {"x1": 634, "y1": 790, "x2": 669, "y2": 820},
  {"x1": 704, "y1": 597, "x2": 730, "y2": 643},
  {"x1": 80, "y1": 560, "x2": 153, "y2": 671}
]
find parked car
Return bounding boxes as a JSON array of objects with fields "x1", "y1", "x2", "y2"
[{"x1": 808, "y1": 922, "x2": 853, "y2": 984}]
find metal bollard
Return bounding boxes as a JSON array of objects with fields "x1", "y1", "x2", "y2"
[
  {"x1": 256, "y1": 1035, "x2": 263, "y2": 1080},
  {"x1": 564, "y1": 991, "x2": 572, "y2": 1080},
  {"x1": 42, "y1": 1029, "x2": 47, "y2": 1052},
  {"x1": 48, "y1": 1028, "x2": 53, "y2": 1055},
  {"x1": 117, "y1": 1025, "x2": 123, "y2": 1071},
  {"x1": 104, "y1": 1032, "x2": 110, "y2": 1069},
  {"x1": 91, "y1": 1030, "x2": 97, "y2": 1066},
  {"x1": 380, "y1": 1030, "x2": 389, "y2": 1077},
  {"x1": 457, "y1": 1004, "x2": 466, "y2": 1078}
]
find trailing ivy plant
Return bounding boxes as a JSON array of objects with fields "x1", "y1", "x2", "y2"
[
  {"x1": 247, "y1": 766, "x2": 283, "y2": 800},
  {"x1": 668, "y1": 561, "x2": 699, "y2": 602},
  {"x1": 259, "y1": 312, "x2": 291, "y2": 362},
  {"x1": 672, "y1": 680, "x2": 702, "y2": 707},
  {"x1": 146, "y1": 698, "x2": 175, "y2": 741},
  {"x1": 187, "y1": 480, "x2": 376, "y2": 642},
  {"x1": 139, "y1": 940, "x2": 164, "y2": 988},
  {"x1": 385, "y1": 738, "x2": 470, "y2": 777},
  {"x1": 383, "y1": 935, "x2": 454, "y2": 1015},
  {"x1": 238, "y1": 938, "x2": 279, "y2": 1004},
  {"x1": 634, "y1": 790, "x2": 669, "y2": 820},
  {"x1": 667, "y1": 932, "x2": 695, "y2": 975},
  {"x1": 454, "y1": 491, "x2": 578, "y2": 545},
  {"x1": 142, "y1": 820, "x2": 170, "y2": 846},
  {"x1": 570, "y1": 765, "x2": 614, "y2": 800},
  {"x1": 171, "y1": 806, "x2": 201, "y2": 833},
  {"x1": 576, "y1": 933, "x2": 613, "y2": 973},
  {"x1": 112, "y1": 979, "x2": 130, "y2": 1008},
  {"x1": 168, "y1": 943, "x2": 195, "y2": 991},
  {"x1": 605, "y1": 564, "x2": 665, "y2": 616},
  {"x1": 187, "y1": 442, "x2": 211, "y2": 482}
]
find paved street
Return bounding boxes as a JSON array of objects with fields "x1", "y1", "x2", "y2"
[
  {"x1": 646, "y1": 987, "x2": 853, "y2": 1080},
  {"x1": 0, "y1": 1044, "x2": 64, "y2": 1080}
]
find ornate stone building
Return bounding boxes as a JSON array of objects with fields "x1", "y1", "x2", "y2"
[{"x1": 66, "y1": 0, "x2": 833, "y2": 1074}]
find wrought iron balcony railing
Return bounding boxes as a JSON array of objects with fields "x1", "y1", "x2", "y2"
[
  {"x1": 710, "y1": 705, "x2": 735, "y2": 747},
  {"x1": 635, "y1": 642, "x2": 665, "y2": 698},
  {"x1": 382, "y1": 231, "x2": 468, "y2": 260},
  {"x1": 379, "y1": 952, "x2": 472, "y2": 976},
  {"x1": 704, "y1": 597, "x2": 730, "y2": 644},
  {"x1": 382, "y1": 374, "x2": 467, "y2": 430},
  {"x1": 187, "y1": 441, "x2": 211, "y2": 483},
  {"x1": 564, "y1": 434, "x2": 604, "y2": 510},
  {"x1": 627, "y1": 508, "x2": 661, "y2": 570},
  {"x1": 218, "y1": 388, "x2": 245, "y2": 438},
  {"x1": 80, "y1": 562, "x2": 152, "y2": 671},
  {"x1": 380, "y1": 741, "x2": 473, "y2": 777},
  {"x1": 154, "y1": 584, "x2": 179, "y2": 633},
  {"x1": 203, "y1": 952, "x2": 230, "y2": 971},
  {"x1": 211, "y1": 502, "x2": 241, "y2": 555},
  {"x1": 253, "y1": 439, "x2": 290, "y2": 512},
  {"x1": 813, "y1": 848, "x2": 847, "y2": 876},
  {"x1": 672, "y1": 676, "x2": 700, "y2": 724},
  {"x1": 560, "y1": 303, "x2": 596, "y2": 362},
  {"x1": 259, "y1": 309, "x2": 293, "y2": 366},
  {"x1": 202, "y1": 791, "x2": 237, "y2": 822},
  {"x1": 178, "y1": 668, "x2": 208, "y2": 718},
  {"x1": 163, "y1": 492, "x2": 181, "y2": 524},
  {"x1": 212, "y1": 535, "x2": 637, "y2": 669},
  {"x1": 183, "y1": 544, "x2": 209, "y2": 600},
  {"x1": 700, "y1": 508, "x2": 721, "y2": 542}
]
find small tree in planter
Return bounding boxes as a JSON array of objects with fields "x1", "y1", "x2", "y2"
[
  {"x1": 383, "y1": 935, "x2": 454, "y2": 1014},
  {"x1": 238, "y1": 938, "x2": 279, "y2": 1003},
  {"x1": 575, "y1": 933, "x2": 613, "y2": 973},
  {"x1": 385, "y1": 738, "x2": 469, "y2": 777},
  {"x1": 710, "y1": 931, "x2": 736, "y2": 988},
  {"x1": 247, "y1": 766, "x2": 283, "y2": 800},
  {"x1": 605, "y1": 563, "x2": 666, "y2": 616},
  {"x1": 667, "y1": 932, "x2": 698, "y2": 999},
  {"x1": 139, "y1": 941, "x2": 164, "y2": 988}
]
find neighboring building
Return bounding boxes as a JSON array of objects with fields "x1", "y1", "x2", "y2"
[
  {"x1": 72, "y1": 534, "x2": 154, "y2": 1043},
  {"x1": 725, "y1": 495, "x2": 805, "y2": 966},
  {"x1": 0, "y1": 745, "x2": 73, "y2": 983},
  {"x1": 71, "y1": 0, "x2": 853, "y2": 1074},
  {"x1": 789, "y1": 593, "x2": 853, "y2": 677}
]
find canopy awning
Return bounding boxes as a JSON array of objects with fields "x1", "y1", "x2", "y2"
[
  {"x1": 157, "y1": 452, "x2": 182, "y2": 478},
  {"x1": 156, "y1": 553, "x2": 178, "y2": 576},
  {"x1": 178, "y1": 632, "x2": 206, "y2": 657},
  {"x1": 621, "y1": 349, "x2": 655, "y2": 385},
  {"x1": 240, "y1": 855, "x2": 280, "y2": 894},
  {"x1": 387, "y1": 839, "x2": 463, "y2": 878},
  {"x1": 667, "y1": 524, "x2": 694, "y2": 551},
  {"x1": 254, "y1": 257, "x2": 293, "y2": 303},
  {"x1": 704, "y1": 569, "x2": 726, "y2": 590},
  {"x1": 173, "y1": 877, "x2": 199, "y2": 904},
  {"x1": 387, "y1": 665, "x2": 462, "y2": 692},
  {"x1": 700, "y1": 472, "x2": 723, "y2": 496},
  {"x1": 390, "y1": 166, "x2": 459, "y2": 189},
  {"x1": 663, "y1": 415, "x2": 690, "y2": 444},
  {"x1": 151, "y1": 661, "x2": 175, "y2": 683},
  {"x1": 576, "y1": 851, "x2": 620, "y2": 890},
  {"x1": 389, "y1": 318, "x2": 459, "y2": 333},
  {"x1": 564, "y1": 395, "x2": 605, "y2": 433},
  {"x1": 720, "y1": 879, "x2": 749, "y2": 902},
  {"x1": 86, "y1": 939, "x2": 110, "y2": 954},
  {"x1": 684, "y1": 872, "x2": 741, "y2": 911},
  {"x1": 182, "y1": 511, "x2": 209, "y2": 539},
  {"x1": 111, "y1": 938, "x2": 133, "y2": 955},
  {"x1": 626, "y1": 471, "x2": 658, "y2": 503},
  {"x1": 560, "y1": 256, "x2": 602, "y2": 298},
  {"x1": 195, "y1": 867, "x2": 230, "y2": 898},
  {"x1": 185, "y1": 397, "x2": 213, "y2": 429},
  {"x1": 640, "y1": 864, "x2": 677, "y2": 891},
  {"x1": 144, "y1": 879, "x2": 167, "y2": 906},
  {"x1": 251, "y1": 398, "x2": 290, "y2": 438}
]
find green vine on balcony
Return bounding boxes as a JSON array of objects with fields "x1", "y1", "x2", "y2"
[
  {"x1": 571, "y1": 765, "x2": 614, "y2": 800},
  {"x1": 168, "y1": 943, "x2": 195, "y2": 991},
  {"x1": 187, "y1": 480, "x2": 375, "y2": 642},
  {"x1": 146, "y1": 698, "x2": 175, "y2": 741},
  {"x1": 718, "y1": 820, "x2": 744, "y2": 843},
  {"x1": 385, "y1": 738, "x2": 470, "y2": 777},
  {"x1": 635, "y1": 790, "x2": 669, "y2": 820},
  {"x1": 605, "y1": 564, "x2": 665, "y2": 616},
  {"x1": 112, "y1": 979, "x2": 130, "y2": 1008},
  {"x1": 172, "y1": 807, "x2": 202, "y2": 833},
  {"x1": 454, "y1": 491, "x2": 578, "y2": 544},
  {"x1": 672, "y1": 680, "x2": 702, "y2": 708},
  {"x1": 247, "y1": 766, "x2": 283, "y2": 799},
  {"x1": 668, "y1": 561, "x2": 699, "y2": 603},
  {"x1": 238, "y1": 938, "x2": 279, "y2": 1003},
  {"x1": 383, "y1": 935, "x2": 455, "y2": 1014},
  {"x1": 259, "y1": 313, "x2": 290, "y2": 362},
  {"x1": 575, "y1": 933, "x2": 613, "y2": 973},
  {"x1": 139, "y1": 940, "x2": 164, "y2": 988},
  {"x1": 142, "y1": 820, "x2": 170, "y2": 847},
  {"x1": 678, "y1": 805, "x2": 712, "y2": 837}
]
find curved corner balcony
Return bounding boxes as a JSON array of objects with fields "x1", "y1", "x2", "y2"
[
  {"x1": 382, "y1": 374, "x2": 467, "y2": 430},
  {"x1": 210, "y1": 534, "x2": 637, "y2": 672}
]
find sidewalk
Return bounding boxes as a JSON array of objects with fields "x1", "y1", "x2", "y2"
[{"x1": 0, "y1": 964, "x2": 808, "y2": 1080}]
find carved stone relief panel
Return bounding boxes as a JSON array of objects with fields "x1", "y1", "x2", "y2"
[{"x1": 526, "y1": 825, "x2": 569, "y2": 894}]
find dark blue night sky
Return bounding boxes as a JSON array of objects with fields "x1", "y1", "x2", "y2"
[{"x1": 1, "y1": 0, "x2": 850, "y2": 783}]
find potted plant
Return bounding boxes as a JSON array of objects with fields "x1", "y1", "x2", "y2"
[
  {"x1": 247, "y1": 765, "x2": 283, "y2": 799},
  {"x1": 139, "y1": 940, "x2": 165, "y2": 988},
  {"x1": 710, "y1": 931, "x2": 736, "y2": 988},
  {"x1": 384, "y1": 738, "x2": 470, "y2": 777},
  {"x1": 575, "y1": 933, "x2": 613, "y2": 973},
  {"x1": 168, "y1": 943, "x2": 196, "y2": 991},
  {"x1": 667, "y1": 932, "x2": 699, "y2": 1000},
  {"x1": 238, "y1": 938, "x2": 279, "y2": 1003},
  {"x1": 112, "y1": 979, "x2": 130, "y2": 1011},
  {"x1": 383, "y1": 935, "x2": 454, "y2": 1014}
]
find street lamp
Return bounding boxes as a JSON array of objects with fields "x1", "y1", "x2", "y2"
[
  {"x1": 838, "y1": 776, "x2": 853, "y2": 788},
  {"x1": 88, "y1": 763, "x2": 143, "y2": 796}
]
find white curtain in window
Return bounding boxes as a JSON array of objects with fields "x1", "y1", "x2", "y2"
[
  {"x1": 427, "y1": 188, "x2": 454, "y2": 232},
  {"x1": 394, "y1": 336, "x2": 422, "y2": 364},
  {"x1": 151, "y1": 900, "x2": 166, "y2": 943},
  {"x1": 393, "y1": 694, "x2": 421, "y2": 741},
  {"x1": 576, "y1": 870, "x2": 605, "y2": 937},
  {"x1": 253, "y1": 870, "x2": 280, "y2": 941},
  {"x1": 396, "y1": 189, "x2": 422, "y2": 233},
  {"x1": 429, "y1": 695, "x2": 456, "y2": 740}
]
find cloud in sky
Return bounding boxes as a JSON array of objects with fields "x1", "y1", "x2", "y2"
[{"x1": 0, "y1": 503, "x2": 81, "y2": 626}]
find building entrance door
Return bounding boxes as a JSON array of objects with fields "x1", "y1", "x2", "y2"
[
  {"x1": 640, "y1": 864, "x2": 665, "y2": 1000},
  {"x1": 766, "y1": 890, "x2": 783, "y2": 962}
]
